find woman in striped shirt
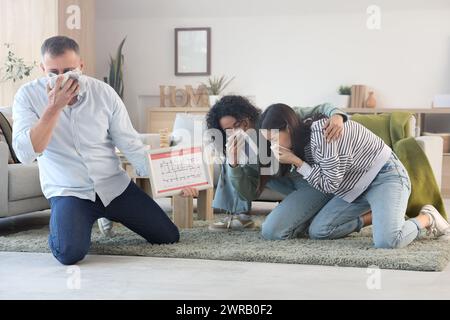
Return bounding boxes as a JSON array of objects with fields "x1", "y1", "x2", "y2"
[{"x1": 259, "y1": 103, "x2": 449, "y2": 248}]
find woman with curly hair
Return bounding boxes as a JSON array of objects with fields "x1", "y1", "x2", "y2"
[{"x1": 205, "y1": 95, "x2": 367, "y2": 238}]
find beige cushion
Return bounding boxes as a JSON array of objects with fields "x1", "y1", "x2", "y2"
[
  {"x1": 0, "y1": 131, "x2": 13, "y2": 164},
  {"x1": 8, "y1": 163, "x2": 43, "y2": 201},
  {"x1": 138, "y1": 133, "x2": 160, "y2": 149},
  {"x1": 0, "y1": 107, "x2": 14, "y2": 164},
  {"x1": 172, "y1": 113, "x2": 206, "y2": 146},
  {"x1": 258, "y1": 188, "x2": 285, "y2": 201},
  {"x1": 408, "y1": 115, "x2": 417, "y2": 137},
  {"x1": 0, "y1": 107, "x2": 13, "y2": 124}
]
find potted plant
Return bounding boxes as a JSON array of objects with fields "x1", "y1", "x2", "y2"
[
  {"x1": 337, "y1": 85, "x2": 351, "y2": 108},
  {"x1": 104, "y1": 37, "x2": 126, "y2": 99},
  {"x1": 1, "y1": 43, "x2": 36, "y2": 83},
  {"x1": 202, "y1": 75, "x2": 235, "y2": 106},
  {"x1": 1, "y1": 43, "x2": 36, "y2": 110}
]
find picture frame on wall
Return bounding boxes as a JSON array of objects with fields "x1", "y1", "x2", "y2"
[{"x1": 175, "y1": 27, "x2": 211, "y2": 76}]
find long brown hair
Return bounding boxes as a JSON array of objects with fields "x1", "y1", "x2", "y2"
[{"x1": 259, "y1": 103, "x2": 323, "y2": 176}]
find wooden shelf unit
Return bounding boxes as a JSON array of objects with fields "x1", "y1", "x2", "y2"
[
  {"x1": 342, "y1": 108, "x2": 450, "y2": 114},
  {"x1": 147, "y1": 106, "x2": 210, "y2": 133}
]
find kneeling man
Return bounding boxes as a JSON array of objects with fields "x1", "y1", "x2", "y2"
[{"x1": 12, "y1": 36, "x2": 193, "y2": 265}]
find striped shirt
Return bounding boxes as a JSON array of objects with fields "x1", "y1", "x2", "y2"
[{"x1": 297, "y1": 118, "x2": 392, "y2": 202}]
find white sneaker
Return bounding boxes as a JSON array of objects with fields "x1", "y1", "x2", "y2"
[
  {"x1": 97, "y1": 218, "x2": 114, "y2": 237},
  {"x1": 420, "y1": 205, "x2": 450, "y2": 239},
  {"x1": 208, "y1": 213, "x2": 255, "y2": 231}
]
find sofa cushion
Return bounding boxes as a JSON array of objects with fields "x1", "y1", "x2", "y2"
[
  {"x1": 172, "y1": 113, "x2": 206, "y2": 147},
  {"x1": 0, "y1": 129, "x2": 13, "y2": 164},
  {"x1": 8, "y1": 163, "x2": 43, "y2": 201},
  {"x1": 213, "y1": 163, "x2": 285, "y2": 201},
  {"x1": 0, "y1": 107, "x2": 19, "y2": 164},
  {"x1": 408, "y1": 115, "x2": 416, "y2": 137},
  {"x1": 258, "y1": 187, "x2": 285, "y2": 202},
  {"x1": 138, "y1": 133, "x2": 160, "y2": 149},
  {"x1": 0, "y1": 106, "x2": 13, "y2": 123},
  {"x1": 6, "y1": 197, "x2": 50, "y2": 217}
]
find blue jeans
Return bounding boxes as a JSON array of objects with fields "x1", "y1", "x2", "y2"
[
  {"x1": 213, "y1": 164, "x2": 251, "y2": 213},
  {"x1": 261, "y1": 173, "x2": 368, "y2": 240},
  {"x1": 48, "y1": 181, "x2": 179, "y2": 265},
  {"x1": 308, "y1": 153, "x2": 418, "y2": 249}
]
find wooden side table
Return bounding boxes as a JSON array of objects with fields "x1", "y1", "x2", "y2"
[{"x1": 123, "y1": 162, "x2": 214, "y2": 229}]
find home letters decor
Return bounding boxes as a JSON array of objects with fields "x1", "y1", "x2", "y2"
[{"x1": 160, "y1": 85, "x2": 209, "y2": 108}]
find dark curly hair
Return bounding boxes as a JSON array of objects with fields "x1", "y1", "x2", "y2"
[{"x1": 206, "y1": 95, "x2": 261, "y2": 154}]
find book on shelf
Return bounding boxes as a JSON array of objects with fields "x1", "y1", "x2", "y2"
[{"x1": 350, "y1": 85, "x2": 367, "y2": 108}]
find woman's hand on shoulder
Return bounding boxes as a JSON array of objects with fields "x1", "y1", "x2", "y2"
[{"x1": 323, "y1": 114, "x2": 344, "y2": 142}]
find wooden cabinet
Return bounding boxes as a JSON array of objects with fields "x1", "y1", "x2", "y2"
[{"x1": 147, "y1": 107, "x2": 209, "y2": 133}]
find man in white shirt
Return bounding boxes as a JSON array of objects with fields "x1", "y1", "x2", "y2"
[{"x1": 13, "y1": 36, "x2": 195, "y2": 265}]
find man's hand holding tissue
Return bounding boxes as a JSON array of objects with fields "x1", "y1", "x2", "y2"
[
  {"x1": 47, "y1": 74, "x2": 80, "y2": 111},
  {"x1": 29, "y1": 75, "x2": 80, "y2": 154}
]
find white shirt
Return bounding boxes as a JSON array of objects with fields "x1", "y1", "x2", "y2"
[{"x1": 12, "y1": 76, "x2": 148, "y2": 206}]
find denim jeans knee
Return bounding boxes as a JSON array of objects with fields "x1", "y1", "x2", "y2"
[
  {"x1": 49, "y1": 234, "x2": 88, "y2": 265},
  {"x1": 308, "y1": 224, "x2": 333, "y2": 240}
]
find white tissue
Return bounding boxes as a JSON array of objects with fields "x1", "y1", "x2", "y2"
[
  {"x1": 47, "y1": 69, "x2": 82, "y2": 90},
  {"x1": 226, "y1": 129, "x2": 255, "y2": 165}
]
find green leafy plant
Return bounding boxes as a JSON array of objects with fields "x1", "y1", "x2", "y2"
[
  {"x1": 1, "y1": 43, "x2": 36, "y2": 83},
  {"x1": 338, "y1": 85, "x2": 351, "y2": 95},
  {"x1": 202, "y1": 75, "x2": 235, "y2": 95},
  {"x1": 104, "y1": 37, "x2": 126, "y2": 99}
]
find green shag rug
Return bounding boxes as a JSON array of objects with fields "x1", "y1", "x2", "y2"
[{"x1": 1, "y1": 213, "x2": 449, "y2": 271}]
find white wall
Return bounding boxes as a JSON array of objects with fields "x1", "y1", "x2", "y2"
[
  {"x1": 95, "y1": 0, "x2": 450, "y2": 132},
  {"x1": 0, "y1": 0, "x2": 58, "y2": 106}
]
